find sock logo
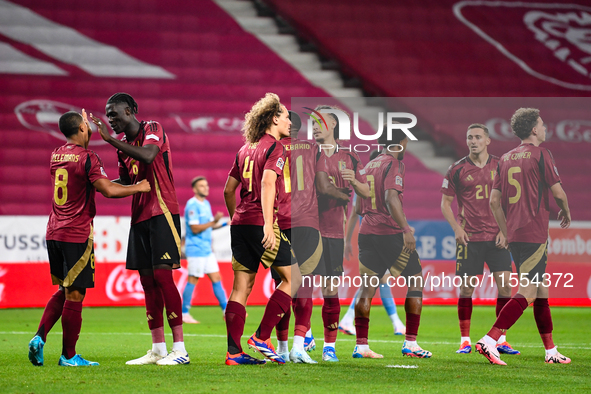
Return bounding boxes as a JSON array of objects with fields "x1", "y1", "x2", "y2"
[
  {"x1": 326, "y1": 323, "x2": 339, "y2": 330},
  {"x1": 161, "y1": 252, "x2": 171, "y2": 260},
  {"x1": 277, "y1": 313, "x2": 285, "y2": 318}
]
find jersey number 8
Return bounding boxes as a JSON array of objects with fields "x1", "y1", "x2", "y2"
[{"x1": 54, "y1": 168, "x2": 68, "y2": 206}]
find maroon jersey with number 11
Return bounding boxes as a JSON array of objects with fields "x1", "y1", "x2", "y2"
[
  {"x1": 493, "y1": 144, "x2": 561, "y2": 243},
  {"x1": 229, "y1": 133, "x2": 286, "y2": 226},
  {"x1": 46, "y1": 143, "x2": 109, "y2": 243}
]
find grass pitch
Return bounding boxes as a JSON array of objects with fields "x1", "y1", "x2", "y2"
[{"x1": 0, "y1": 305, "x2": 590, "y2": 393}]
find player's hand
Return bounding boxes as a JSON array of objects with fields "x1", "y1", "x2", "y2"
[
  {"x1": 558, "y1": 209, "x2": 571, "y2": 229},
  {"x1": 402, "y1": 232, "x2": 416, "y2": 254},
  {"x1": 81, "y1": 108, "x2": 91, "y2": 130},
  {"x1": 454, "y1": 228, "x2": 469, "y2": 246},
  {"x1": 340, "y1": 169, "x2": 356, "y2": 184},
  {"x1": 495, "y1": 231, "x2": 507, "y2": 249},
  {"x1": 262, "y1": 223, "x2": 276, "y2": 251},
  {"x1": 344, "y1": 240, "x2": 353, "y2": 260},
  {"x1": 214, "y1": 212, "x2": 224, "y2": 222},
  {"x1": 136, "y1": 179, "x2": 151, "y2": 193},
  {"x1": 410, "y1": 226, "x2": 415, "y2": 235},
  {"x1": 90, "y1": 113, "x2": 112, "y2": 142}
]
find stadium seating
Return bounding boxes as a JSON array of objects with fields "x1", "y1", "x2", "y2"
[
  {"x1": 264, "y1": 0, "x2": 591, "y2": 219},
  {"x1": 0, "y1": 0, "x2": 446, "y2": 220}
]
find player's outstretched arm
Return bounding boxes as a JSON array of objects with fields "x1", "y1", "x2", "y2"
[
  {"x1": 90, "y1": 113, "x2": 159, "y2": 164},
  {"x1": 441, "y1": 194, "x2": 469, "y2": 246},
  {"x1": 341, "y1": 168, "x2": 370, "y2": 198},
  {"x1": 261, "y1": 169, "x2": 277, "y2": 251},
  {"x1": 489, "y1": 189, "x2": 508, "y2": 246},
  {"x1": 93, "y1": 178, "x2": 150, "y2": 198},
  {"x1": 223, "y1": 176, "x2": 240, "y2": 220},
  {"x1": 385, "y1": 189, "x2": 415, "y2": 253},
  {"x1": 315, "y1": 171, "x2": 350, "y2": 203},
  {"x1": 550, "y1": 183, "x2": 571, "y2": 229},
  {"x1": 190, "y1": 212, "x2": 224, "y2": 235}
]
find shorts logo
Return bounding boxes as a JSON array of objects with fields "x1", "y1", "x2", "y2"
[
  {"x1": 161, "y1": 252, "x2": 171, "y2": 260},
  {"x1": 276, "y1": 157, "x2": 285, "y2": 170},
  {"x1": 442, "y1": 178, "x2": 449, "y2": 188},
  {"x1": 454, "y1": 2, "x2": 591, "y2": 91},
  {"x1": 396, "y1": 175, "x2": 403, "y2": 187}
]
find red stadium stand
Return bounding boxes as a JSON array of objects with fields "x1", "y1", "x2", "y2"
[
  {"x1": 263, "y1": 0, "x2": 591, "y2": 219},
  {"x1": 0, "y1": 0, "x2": 445, "y2": 220}
]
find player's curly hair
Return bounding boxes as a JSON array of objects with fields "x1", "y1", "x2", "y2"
[
  {"x1": 107, "y1": 92, "x2": 138, "y2": 114},
  {"x1": 511, "y1": 108, "x2": 539, "y2": 140},
  {"x1": 242, "y1": 93, "x2": 283, "y2": 143}
]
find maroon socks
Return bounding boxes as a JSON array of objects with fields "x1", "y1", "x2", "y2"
[
  {"x1": 139, "y1": 274, "x2": 164, "y2": 331},
  {"x1": 458, "y1": 297, "x2": 472, "y2": 337},
  {"x1": 61, "y1": 300, "x2": 82, "y2": 359},
  {"x1": 256, "y1": 289, "x2": 292, "y2": 341},
  {"x1": 487, "y1": 294, "x2": 528, "y2": 341},
  {"x1": 405, "y1": 313, "x2": 421, "y2": 342},
  {"x1": 36, "y1": 289, "x2": 66, "y2": 342},
  {"x1": 534, "y1": 298, "x2": 555, "y2": 349},
  {"x1": 225, "y1": 301, "x2": 246, "y2": 354},
  {"x1": 153, "y1": 269, "x2": 183, "y2": 342},
  {"x1": 322, "y1": 297, "x2": 341, "y2": 344},
  {"x1": 355, "y1": 317, "x2": 369, "y2": 345}
]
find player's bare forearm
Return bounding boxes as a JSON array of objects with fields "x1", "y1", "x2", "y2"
[
  {"x1": 385, "y1": 190, "x2": 409, "y2": 229},
  {"x1": 550, "y1": 183, "x2": 570, "y2": 214},
  {"x1": 189, "y1": 222, "x2": 214, "y2": 235},
  {"x1": 223, "y1": 176, "x2": 239, "y2": 220},
  {"x1": 315, "y1": 172, "x2": 350, "y2": 202},
  {"x1": 441, "y1": 195, "x2": 461, "y2": 232},
  {"x1": 345, "y1": 208, "x2": 358, "y2": 243},
  {"x1": 261, "y1": 170, "x2": 277, "y2": 227},
  {"x1": 111, "y1": 140, "x2": 159, "y2": 164},
  {"x1": 93, "y1": 178, "x2": 150, "y2": 198},
  {"x1": 351, "y1": 180, "x2": 370, "y2": 199},
  {"x1": 489, "y1": 189, "x2": 508, "y2": 238}
]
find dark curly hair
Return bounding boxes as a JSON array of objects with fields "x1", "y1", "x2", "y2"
[
  {"x1": 511, "y1": 108, "x2": 539, "y2": 140},
  {"x1": 107, "y1": 92, "x2": 138, "y2": 114}
]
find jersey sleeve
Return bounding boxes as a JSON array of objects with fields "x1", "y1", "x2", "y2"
[
  {"x1": 143, "y1": 122, "x2": 164, "y2": 149},
  {"x1": 492, "y1": 161, "x2": 502, "y2": 191},
  {"x1": 315, "y1": 152, "x2": 327, "y2": 174},
  {"x1": 352, "y1": 153, "x2": 366, "y2": 184},
  {"x1": 440, "y1": 165, "x2": 456, "y2": 196},
  {"x1": 228, "y1": 152, "x2": 240, "y2": 180},
  {"x1": 264, "y1": 142, "x2": 285, "y2": 176},
  {"x1": 542, "y1": 149, "x2": 561, "y2": 188},
  {"x1": 384, "y1": 161, "x2": 404, "y2": 193},
  {"x1": 185, "y1": 200, "x2": 201, "y2": 225},
  {"x1": 86, "y1": 152, "x2": 109, "y2": 184}
]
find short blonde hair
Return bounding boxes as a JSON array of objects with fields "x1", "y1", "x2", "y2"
[{"x1": 243, "y1": 93, "x2": 283, "y2": 143}]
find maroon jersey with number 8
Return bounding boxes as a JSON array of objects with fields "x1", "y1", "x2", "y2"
[{"x1": 46, "y1": 143, "x2": 108, "y2": 243}]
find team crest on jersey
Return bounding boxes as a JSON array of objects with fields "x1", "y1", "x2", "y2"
[
  {"x1": 442, "y1": 178, "x2": 449, "y2": 188},
  {"x1": 276, "y1": 157, "x2": 285, "y2": 170},
  {"x1": 189, "y1": 210, "x2": 195, "y2": 217},
  {"x1": 396, "y1": 175, "x2": 403, "y2": 187}
]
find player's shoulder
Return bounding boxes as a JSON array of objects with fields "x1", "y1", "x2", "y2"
[
  {"x1": 144, "y1": 120, "x2": 162, "y2": 131},
  {"x1": 446, "y1": 156, "x2": 468, "y2": 173}
]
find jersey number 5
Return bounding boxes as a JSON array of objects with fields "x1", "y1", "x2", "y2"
[
  {"x1": 508, "y1": 167, "x2": 522, "y2": 204},
  {"x1": 54, "y1": 168, "x2": 68, "y2": 206}
]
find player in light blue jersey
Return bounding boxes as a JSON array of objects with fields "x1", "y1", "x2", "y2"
[{"x1": 182, "y1": 176, "x2": 228, "y2": 323}]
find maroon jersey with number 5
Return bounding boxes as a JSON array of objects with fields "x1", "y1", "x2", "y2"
[
  {"x1": 493, "y1": 144, "x2": 561, "y2": 243},
  {"x1": 117, "y1": 121, "x2": 179, "y2": 225},
  {"x1": 358, "y1": 153, "x2": 404, "y2": 236},
  {"x1": 229, "y1": 133, "x2": 286, "y2": 226},
  {"x1": 440, "y1": 155, "x2": 500, "y2": 242},
  {"x1": 46, "y1": 143, "x2": 109, "y2": 243}
]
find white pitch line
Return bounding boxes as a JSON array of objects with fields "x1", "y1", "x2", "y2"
[{"x1": 1, "y1": 332, "x2": 590, "y2": 350}]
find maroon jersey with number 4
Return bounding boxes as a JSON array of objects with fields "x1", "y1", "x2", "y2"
[
  {"x1": 316, "y1": 148, "x2": 365, "y2": 238},
  {"x1": 117, "y1": 121, "x2": 179, "y2": 225},
  {"x1": 276, "y1": 137, "x2": 320, "y2": 230},
  {"x1": 440, "y1": 155, "x2": 500, "y2": 242},
  {"x1": 493, "y1": 144, "x2": 561, "y2": 243},
  {"x1": 358, "y1": 153, "x2": 404, "y2": 235},
  {"x1": 229, "y1": 133, "x2": 286, "y2": 226},
  {"x1": 46, "y1": 143, "x2": 109, "y2": 243}
]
